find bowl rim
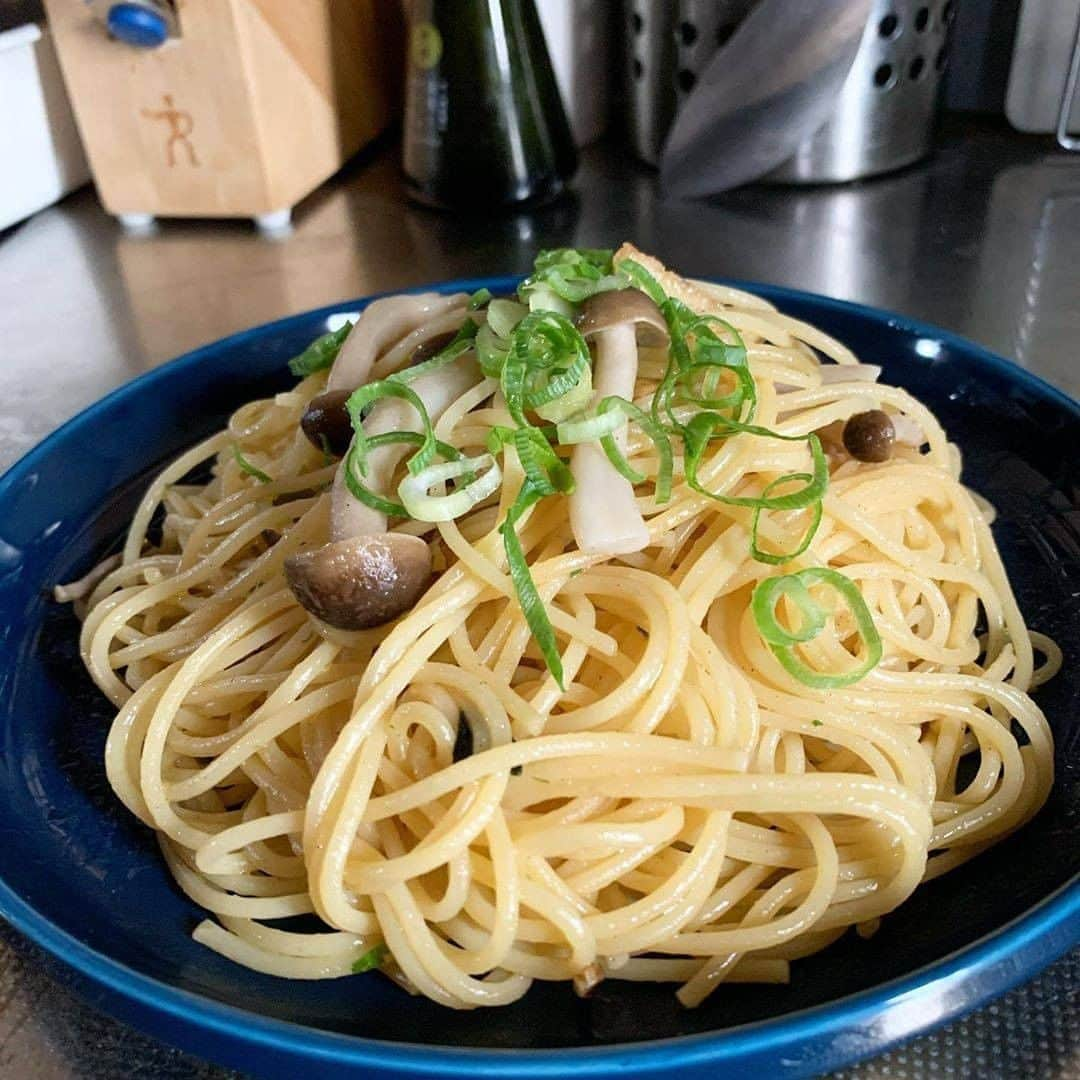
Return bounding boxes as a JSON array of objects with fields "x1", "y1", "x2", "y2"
[{"x1": 0, "y1": 275, "x2": 1077, "y2": 1076}]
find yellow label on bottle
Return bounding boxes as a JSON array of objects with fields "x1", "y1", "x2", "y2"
[{"x1": 410, "y1": 22, "x2": 443, "y2": 70}]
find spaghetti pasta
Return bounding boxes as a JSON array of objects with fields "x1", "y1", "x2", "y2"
[{"x1": 70, "y1": 246, "x2": 1056, "y2": 1010}]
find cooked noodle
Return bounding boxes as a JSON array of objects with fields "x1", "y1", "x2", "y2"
[{"x1": 70, "y1": 247, "x2": 1056, "y2": 1009}]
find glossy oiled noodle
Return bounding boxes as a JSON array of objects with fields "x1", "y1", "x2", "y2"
[{"x1": 74, "y1": 251, "x2": 1057, "y2": 1009}]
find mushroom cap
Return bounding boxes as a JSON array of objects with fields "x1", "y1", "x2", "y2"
[
  {"x1": 842, "y1": 409, "x2": 896, "y2": 463},
  {"x1": 576, "y1": 288, "x2": 670, "y2": 347},
  {"x1": 300, "y1": 389, "x2": 354, "y2": 457},
  {"x1": 284, "y1": 533, "x2": 432, "y2": 631},
  {"x1": 409, "y1": 329, "x2": 457, "y2": 366}
]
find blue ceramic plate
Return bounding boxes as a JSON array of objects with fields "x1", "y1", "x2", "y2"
[{"x1": 0, "y1": 279, "x2": 1076, "y2": 1080}]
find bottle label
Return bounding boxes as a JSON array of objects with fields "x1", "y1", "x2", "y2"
[
  {"x1": 404, "y1": 10, "x2": 447, "y2": 185},
  {"x1": 410, "y1": 22, "x2": 443, "y2": 71}
]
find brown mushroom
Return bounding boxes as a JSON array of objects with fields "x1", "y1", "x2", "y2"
[
  {"x1": 300, "y1": 389, "x2": 354, "y2": 457},
  {"x1": 575, "y1": 288, "x2": 669, "y2": 348},
  {"x1": 843, "y1": 409, "x2": 896, "y2": 463},
  {"x1": 408, "y1": 330, "x2": 457, "y2": 366},
  {"x1": 568, "y1": 289, "x2": 670, "y2": 557},
  {"x1": 284, "y1": 533, "x2": 431, "y2": 631},
  {"x1": 288, "y1": 294, "x2": 485, "y2": 632},
  {"x1": 300, "y1": 334, "x2": 459, "y2": 458},
  {"x1": 290, "y1": 354, "x2": 482, "y2": 630}
]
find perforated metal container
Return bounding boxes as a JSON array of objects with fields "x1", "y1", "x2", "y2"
[
  {"x1": 623, "y1": 0, "x2": 676, "y2": 166},
  {"x1": 624, "y1": 0, "x2": 956, "y2": 182}
]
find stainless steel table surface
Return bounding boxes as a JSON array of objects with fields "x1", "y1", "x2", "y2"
[{"x1": 0, "y1": 117, "x2": 1076, "y2": 1079}]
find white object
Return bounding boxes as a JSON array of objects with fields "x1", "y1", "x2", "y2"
[
  {"x1": 535, "y1": 0, "x2": 612, "y2": 146},
  {"x1": 254, "y1": 208, "x2": 293, "y2": 235},
  {"x1": 0, "y1": 24, "x2": 90, "y2": 230},
  {"x1": 117, "y1": 212, "x2": 157, "y2": 233}
]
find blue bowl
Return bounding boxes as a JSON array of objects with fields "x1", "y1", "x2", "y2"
[{"x1": 0, "y1": 279, "x2": 1076, "y2": 1079}]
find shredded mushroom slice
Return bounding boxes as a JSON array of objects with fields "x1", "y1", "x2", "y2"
[
  {"x1": 890, "y1": 412, "x2": 926, "y2": 448},
  {"x1": 570, "y1": 290, "x2": 668, "y2": 556},
  {"x1": 326, "y1": 292, "x2": 469, "y2": 394},
  {"x1": 817, "y1": 363, "x2": 881, "y2": 384}
]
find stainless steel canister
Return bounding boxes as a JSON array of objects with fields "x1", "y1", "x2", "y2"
[
  {"x1": 623, "y1": 0, "x2": 677, "y2": 165},
  {"x1": 624, "y1": 0, "x2": 957, "y2": 183}
]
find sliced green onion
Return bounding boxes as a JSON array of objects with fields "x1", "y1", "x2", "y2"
[
  {"x1": 468, "y1": 287, "x2": 493, "y2": 309},
  {"x1": 513, "y1": 426, "x2": 575, "y2": 496},
  {"x1": 488, "y1": 299, "x2": 528, "y2": 339},
  {"x1": 556, "y1": 409, "x2": 626, "y2": 445},
  {"x1": 526, "y1": 284, "x2": 575, "y2": 316},
  {"x1": 287, "y1": 321, "x2": 353, "y2": 378},
  {"x1": 476, "y1": 323, "x2": 510, "y2": 378},
  {"x1": 538, "y1": 247, "x2": 615, "y2": 270},
  {"x1": 231, "y1": 444, "x2": 271, "y2": 483},
  {"x1": 684, "y1": 424, "x2": 828, "y2": 511},
  {"x1": 687, "y1": 312, "x2": 748, "y2": 369},
  {"x1": 345, "y1": 380, "x2": 438, "y2": 478},
  {"x1": 351, "y1": 944, "x2": 388, "y2": 974},
  {"x1": 596, "y1": 396, "x2": 674, "y2": 504},
  {"x1": 398, "y1": 453, "x2": 501, "y2": 522},
  {"x1": 388, "y1": 319, "x2": 478, "y2": 385},
  {"x1": 615, "y1": 257, "x2": 667, "y2": 307},
  {"x1": 501, "y1": 311, "x2": 590, "y2": 427},
  {"x1": 535, "y1": 365, "x2": 592, "y2": 423},
  {"x1": 677, "y1": 361, "x2": 756, "y2": 416},
  {"x1": 500, "y1": 487, "x2": 565, "y2": 690},
  {"x1": 489, "y1": 424, "x2": 576, "y2": 689},
  {"x1": 342, "y1": 431, "x2": 464, "y2": 517},
  {"x1": 519, "y1": 248, "x2": 627, "y2": 305},
  {"x1": 751, "y1": 574, "x2": 826, "y2": 645},
  {"x1": 522, "y1": 352, "x2": 589, "y2": 412},
  {"x1": 485, "y1": 424, "x2": 517, "y2": 455},
  {"x1": 751, "y1": 567, "x2": 883, "y2": 688},
  {"x1": 751, "y1": 473, "x2": 824, "y2": 565}
]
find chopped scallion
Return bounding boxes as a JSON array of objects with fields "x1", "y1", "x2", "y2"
[
  {"x1": 751, "y1": 567, "x2": 882, "y2": 688},
  {"x1": 519, "y1": 248, "x2": 627, "y2": 305},
  {"x1": 287, "y1": 321, "x2": 353, "y2": 378},
  {"x1": 352, "y1": 944, "x2": 388, "y2": 974},
  {"x1": 342, "y1": 431, "x2": 463, "y2": 518},
  {"x1": 231, "y1": 444, "x2": 271, "y2": 484},
  {"x1": 596, "y1": 396, "x2": 674, "y2": 504},
  {"x1": 388, "y1": 320, "x2": 479, "y2": 385},
  {"x1": 345, "y1": 380, "x2": 439, "y2": 478},
  {"x1": 556, "y1": 410, "x2": 626, "y2": 446},
  {"x1": 750, "y1": 474, "x2": 824, "y2": 565},
  {"x1": 398, "y1": 454, "x2": 501, "y2": 522}
]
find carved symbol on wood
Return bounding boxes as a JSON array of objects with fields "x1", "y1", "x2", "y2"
[{"x1": 141, "y1": 94, "x2": 199, "y2": 168}]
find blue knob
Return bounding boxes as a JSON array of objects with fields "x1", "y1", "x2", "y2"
[{"x1": 107, "y1": 3, "x2": 169, "y2": 48}]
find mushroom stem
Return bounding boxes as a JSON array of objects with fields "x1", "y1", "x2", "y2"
[
  {"x1": 330, "y1": 354, "x2": 482, "y2": 542},
  {"x1": 327, "y1": 292, "x2": 468, "y2": 394},
  {"x1": 569, "y1": 323, "x2": 650, "y2": 556}
]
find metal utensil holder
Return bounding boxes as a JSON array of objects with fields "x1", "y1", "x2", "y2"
[{"x1": 624, "y1": 0, "x2": 957, "y2": 182}]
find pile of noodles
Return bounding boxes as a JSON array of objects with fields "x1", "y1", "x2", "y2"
[{"x1": 65, "y1": 245, "x2": 1057, "y2": 1009}]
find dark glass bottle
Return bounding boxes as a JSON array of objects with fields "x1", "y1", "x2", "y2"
[{"x1": 402, "y1": 0, "x2": 578, "y2": 210}]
